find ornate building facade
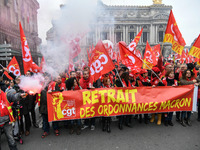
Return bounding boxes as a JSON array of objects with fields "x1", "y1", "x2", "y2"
[
  {"x1": 0, "y1": 0, "x2": 41, "y2": 72},
  {"x1": 46, "y1": 0, "x2": 172, "y2": 61}
]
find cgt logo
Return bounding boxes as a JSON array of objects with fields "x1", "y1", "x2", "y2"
[
  {"x1": 90, "y1": 54, "x2": 108, "y2": 75},
  {"x1": 128, "y1": 41, "x2": 136, "y2": 52},
  {"x1": 8, "y1": 65, "x2": 20, "y2": 76},
  {"x1": 62, "y1": 107, "x2": 76, "y2": 117},
  {"x1": 23, "y1": 40, "x2": 31, "y2": 62}
]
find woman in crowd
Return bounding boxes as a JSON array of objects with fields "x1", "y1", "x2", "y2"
[
  {"x1": 135, "y1": 69, "x2": 151, "y2": 124},
  {"x1": 101, "y1": 73, "x2": 112, "y2": 133},
  {"x1": 162, "y1": 70, "x2": 178, "y2": 126},
  {"x1": 180, "y1": 69, "x2": 200, "y2": 126},
  {"x1": 65, "y1": 77, "x2": 82, "y2": 135},
  {"x1": 116, "y1": 71, "x2": 133, "y2": 129}
]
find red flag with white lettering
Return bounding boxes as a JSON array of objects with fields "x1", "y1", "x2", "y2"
[
  {"x1": 19, "y1": 22, "x2": 33, "y2": 74},
  {"x1": 136, "y1": 50, "x2": 142, "y2": 60},
  {"x1": 119, "y1": 42, "x2": 143, "y2": 70},
  {"x1": 4, "y1": 56, "x2": 21, "y2": 79},
  {"x1": 90, "y1": 41, "x2": 115, "y2": 82},
  {"x1": 143, "y1": 41, "x2": 157, "y2": 69},
  {"x1": 30, "y1": 62, "x2": 41, "y2": 73},
  {"x1": 128, "y1": 28, "x2": 143, "y2": 54},
  {"x1": 152, "y1": 44, "x2": 161, "y2": 62}
]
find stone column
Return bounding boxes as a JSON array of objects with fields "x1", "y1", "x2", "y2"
[
  {"x1": 150, "y1": 23, "x2": 153, "y2": 44},
  {"x1": 123, "y1": 25, "x2": 126, "y2": 41},
  {"x1": 126, "y1": 25, "x2": 128, "y2": 43},
  {"x1": 155, "y1": 25, "x2": 158, "y2": 43}
]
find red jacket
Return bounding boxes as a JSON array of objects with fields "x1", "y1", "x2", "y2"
[
  {"x1": 80, "y1": 77, "x2": 93, "y2": 89},
  {"x1": 0, "y1": 91, "x2": 15, "y2": 123}
]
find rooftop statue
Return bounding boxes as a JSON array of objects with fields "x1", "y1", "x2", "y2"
[{"x1": 153, "y1": 0, "x2": 162, "y2": 4}]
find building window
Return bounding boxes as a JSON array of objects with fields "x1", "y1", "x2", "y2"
[
  {"x1": 143, "y1": 25, "x2": 148, "y2": 29},
  {"x1": 101, "y1": 32, "x2": 107, "y2": 40},
  {"x1": 159, "y1": 31, "x2": 164, "y2": 42},
  {"x1": 116, "y1": 25, "x2": 120, "y2": 29},
  {"x1": 116, "y1": 32, "x2": 122, "y2": 43},
  {"x1": 143, "y1": 32, "x2": 147, "y2": 43},
  {"x1": 130, "y1": 25, "x2": 134, "y2": 29},
  {"x1": 159, "y1": 25, "x2": 163, "y2": 29},
  {"x1": 129, "y1": 32, "x2": 134, "y2": 43}
]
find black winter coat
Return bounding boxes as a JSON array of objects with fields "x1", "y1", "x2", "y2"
[{"x1": 39, "y1": 87, "x2": 48, "y2": 114}]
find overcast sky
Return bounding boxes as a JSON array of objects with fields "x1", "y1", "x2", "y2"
[{"x1": 37, "y1": 0, "x2": 200, "y2": 46}]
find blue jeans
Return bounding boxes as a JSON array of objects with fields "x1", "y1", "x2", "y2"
[
  {"x1": 0, "y1": 122, "x2": 17, "y2": 150},
  {"x1": 42, "y1": 114, "x2": 50, "y2": 133}
]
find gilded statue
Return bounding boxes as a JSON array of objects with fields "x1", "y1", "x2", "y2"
[{"x1": 153, "y1": 0, "x2": 162, "y2": 4}]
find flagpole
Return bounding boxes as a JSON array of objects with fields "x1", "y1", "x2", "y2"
[
  {"x1": 115, "y1": 68, "x2": 125, "y2": 87},
  {"x1": 140, "y1": 59, "x2": 163, "y2": 83},
  {"x1": 161, "y1": 42, "x2": 164, "y2": 55},
  {"x1": 0, "y1": 64, "x2": 4, "y2": 68}
]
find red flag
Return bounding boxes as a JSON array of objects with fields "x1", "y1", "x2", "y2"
[
  {"x1": 194, "y1": 57, "x2": 199, "y2": 63},
  {"x1": 128, "y1": 28, "x2": 143, "y2": 54},
  {"x1": 163, "y1": 10, "x2": 186, "y2": 55},
  {"x1": 143, "y1": 41, "x2": 157, "y2": 69},
  {"x1": 103, "y1": 40, "x2": 114, "y2": 59},
  {"x1": 30, "y1": 62, "x2": 41, "y2": 73},
  {"x1": 174, "y1": 53, "x2": 181, "y2": 61},
  {"x1": 68, "y1": 59, "x2": 75, "y2": 74},
  {"x1": 19, "y1": 22, "x2": 33, "y2": 74},
  {"x1": 135, "y1": 50, "x2": 142, "y2": 60},
  {"x1": 119, "y1": 42, "x2": 143, "y2": 71},
  {"x1": 186, "y1": 55, "x2": 194, "y2": 64},
  {"x1": 189, "y1": 34, "x2": 200, "y2": 58},
  {"x1": 4, "y1": 56, "x2": 21, "y2": 79},
  {"x1": 69, "y1": 37, "x2": 82, "y2": 59},
  {"x1": 112, "y1": 52, "x2": 117, "y2": 60},
  {"x1": 180, "y1": 50, "x2": 187, "y2": 64},
  {"x1": 90, "y1": 41, "x2": 115, "y2": 81},
  {"x1": 152, "y1": 44, "x2": 161, "y2": 62}
]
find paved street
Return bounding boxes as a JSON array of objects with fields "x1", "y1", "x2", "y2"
[{"x1": 2, "y1": 113, "x2": 200, "y2": 150}]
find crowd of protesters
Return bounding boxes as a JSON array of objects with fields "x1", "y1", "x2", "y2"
[{"x1": 1, "y1": 54, "x2": 200, "y2": 150}]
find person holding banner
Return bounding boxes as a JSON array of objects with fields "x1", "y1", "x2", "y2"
[
  {"x1": 175, "y1": 64, "x2": 188, "y2": 122},
  {"x1": 135, "y1": 69, "x2": 151, "y2": 124},
  {"x1": 116, "y1": 71, "x2": 133, "y2": 129},
  {"x1": 65, "y1": 77, "x2": 82, "y2": 135},
  {"x1": 180, "y1": 69, "x2": 200, "y2": 126},
  {"x1": 150, "y1": 67, "x2": 164, "y2": 125},
  {"x1": 162, "y1": 70, "x2": 178, "y2": 126},
  {"x1": 101, "y1": 74, "x2": 113, "y2": 133},
  {"x1": 80, "y1": 70, "x2": 96, "y2": 131},
  {"x1": 39, "y1": 73, "x2": 51, "y2": 138},
  {"x1": 48, "y1": 75, "x2": 66, "y2": 136}
]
